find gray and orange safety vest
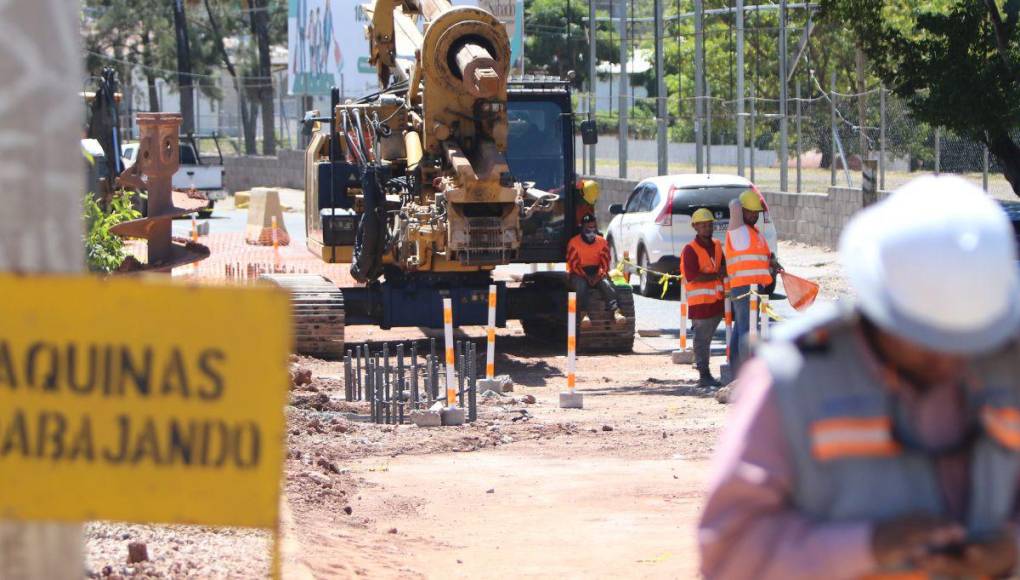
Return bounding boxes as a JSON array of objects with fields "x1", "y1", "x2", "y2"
[
  {"x1": 724, "y1": 224, "x2": 772, "y2": 288},
  {"x1": 761, "y1": 305, "x2": 1020, "y2": 578},
  {"x1": 681, "y1": 239, "x2": 725, "y2": 307}
]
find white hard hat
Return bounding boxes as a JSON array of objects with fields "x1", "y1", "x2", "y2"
[{"x1": 839, "y1": 175, "x2": 1020, "y2": 354}]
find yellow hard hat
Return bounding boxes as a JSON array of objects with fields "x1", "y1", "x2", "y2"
[
  {"x1": 691, "y1": 208, "x2": 715, "y2": 224},
  {"x1": 739, "y1": 190, "x2": 764, "y2": 212},
  {"x1": 581, "y1": 180, "x2": 600, "y2": 205}
]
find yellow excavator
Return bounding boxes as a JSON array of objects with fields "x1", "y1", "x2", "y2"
[{"x1": 266, "y1": 0, "x2": 635, "y2": 357}]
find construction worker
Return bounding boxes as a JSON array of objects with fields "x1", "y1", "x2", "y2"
[
  {"x1": 681, "y1": 208, "x2": 726, "y2": 387},
  {"x1": 699, "y1": 176, "x2": 1020, "y2": 579},
  {"x1": 567, "y1": 213, "x2": 626, "y2": 326},
  {"x1": 724, "y1": 189, "x2": 780, "y2": 374},
  {"x1": 575, "y1": 178, "x2": 600, "y2": 226}
]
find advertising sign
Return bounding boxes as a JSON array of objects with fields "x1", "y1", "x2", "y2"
[
  {"x1": 0, "y1": 275, "x2": 291, "y2": 529},
  {"x1": 288, "y1": 0, "x2": 524, "y2": 97}
]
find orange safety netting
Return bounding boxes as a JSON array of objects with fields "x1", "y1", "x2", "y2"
[{"x1": 781, "y1": 271, "x2": 820, "y2": 312}]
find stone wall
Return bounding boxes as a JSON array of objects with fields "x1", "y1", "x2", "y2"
[
  {"x1": 586, "y1": 176, "x2": 875, "y2": 249},
  {"x1": 223, "y1": 149, "x2": 304, "y2": 193}
]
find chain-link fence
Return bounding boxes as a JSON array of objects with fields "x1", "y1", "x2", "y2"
[{"x1": 574, "y1": 4, "x2": 1016, "y2": 200}]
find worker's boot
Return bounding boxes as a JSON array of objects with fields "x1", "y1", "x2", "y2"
[
  {"x1": 581, "y1": 314, "x2": 592, "y2": 328},
  {"x1": 613, "y1": 309, "x2": 627, "y2": 325},
  {"x1": 698, "y1": 368, "x2": 721, "y2": 388}
]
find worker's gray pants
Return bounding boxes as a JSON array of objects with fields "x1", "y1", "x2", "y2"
[
  {"x1": 569, "y1": 274, "x2": 619, "y2": 313},
  {"x1": 692, "y1": 315, "x2": 722, "y2": 372}
]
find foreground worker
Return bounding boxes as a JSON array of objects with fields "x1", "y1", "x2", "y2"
[
  {"x1": 699, "y1": 175, "x2": 1020, "y2": 579},
  {"x1": 681, "y1": 208, "x2": 726, "y2": 387},
  {"x1": 567, "y1": 214, "x2": 626, "y2": 326},
  {"x1": 724, "y1": 190, "x2": 779, "y2": 373}
]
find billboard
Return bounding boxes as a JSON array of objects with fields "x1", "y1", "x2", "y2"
[{"x1": 288, "y1": 0, "x2": 524, "y2": 97}]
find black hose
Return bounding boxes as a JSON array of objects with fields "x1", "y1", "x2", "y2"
[{"x1": 351, "y1": 165, "x2": 387, "y2": 283}]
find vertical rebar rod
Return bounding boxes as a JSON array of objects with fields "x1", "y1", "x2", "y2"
[
  {"x1": 410, "y1": 342, "x2": 419, "y2": 409},
  {"x1": 344, "y1": 352, "x2": 353, "y2": 402},
  {"x1": 457, "y1": 352, "x2": 466, "y2": 408},
  {"x1": 397, "y1": 343, "x2": 406, "y2": 424},
  {"x1": 468, "y1": 342, "x2": 477, "y2": 423},
  {"x1": 376, "y1": 367, "x2": 385, "y2": 425},
  {"x1": 749, "y1": 96, "x2": 756, "y2": 182},
  {"x1": 367, "y1": 358, "x2": 376, "y2": 423},
  {"x1": 426, "y1": 354, "x2": 436, "y2": 402},
  {"x1": 355, "y1": 346, "x2": 362, "y2": 400}
]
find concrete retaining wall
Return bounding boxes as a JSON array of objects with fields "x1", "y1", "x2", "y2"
[
  {"x1": 223, "y1": 149, "x2": 304, "y2": 193},
  {"x1": 586, "y1": 176, "x2": 876, "y2": 249},
  {"x1": 576, "y1": 136, "x2": 779, "y2": 167}
]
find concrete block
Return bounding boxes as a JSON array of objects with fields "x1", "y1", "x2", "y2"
[
  {"x1": 477, "y1": 375, "x2": 513, "y2": 393},
  {"x1": 559, "y1": 391, "x2": 584, "y2": 409},
  {"x1": 671, "y1": 349, "x2": 695, "y2": 364},
  {"x1": 246, "y1": 187, "x2": 290, "y2": 246},
  {"x1": 720, "y1": 363, "x2": 733, "y2": 384},
  {"x1": 410, "y1": 410, "x2": 442, "y2": 427},
  {"x1": 441, "y1": 407, "x2": 466, "y2": 426}
]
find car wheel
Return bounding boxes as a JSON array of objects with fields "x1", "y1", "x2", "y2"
[{"x1": 637, "y1": 248, "x2": 658, "y2": 297}]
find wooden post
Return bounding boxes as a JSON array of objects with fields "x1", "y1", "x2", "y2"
[{"x1": 0, "y1": 0, "x2": 84, "y2": 576}]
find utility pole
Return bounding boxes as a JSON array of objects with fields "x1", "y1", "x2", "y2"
[
  {"x1": 735, "y1": 0, "x2": 745, "y2": 176},
  {"x1": 0, "y1": 0, "x2": 84, "y2": 577},
  {"x1": 618, "y1": 0, "x2": 628, "y2": 179},
  {"x1": 172, "y1": 0, "x2": 195, "y2": 134},
  {"x1": 694, "y1": 0, "x2": 704, "y2": 173},
  {"x1": 778, "y1": 0, "x2": 788, "y2": 192},
  {"x1": 654, "y1": 0, "x2": 667, "y2": 175},
  {"x1": 588, "y1": 0, "x2": 596, "y2": 174}
]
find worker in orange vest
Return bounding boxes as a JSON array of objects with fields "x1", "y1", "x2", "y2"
[
  {"x1": 724, "y1": 190, "x2": 781, "y2": 374},
  {"x1": 567, "y1": 214, "x2": 626, "y2": 327},
  {"x1": 681, "y1": 208, "x2": 726, "y2": 387}
]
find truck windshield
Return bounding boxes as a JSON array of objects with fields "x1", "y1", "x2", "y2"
[{"x1": 506, "y1": 100, "x2": 565, "y2": 192}]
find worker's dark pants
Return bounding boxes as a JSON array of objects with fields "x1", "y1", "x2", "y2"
[
  {"x1": 569, "y1": 274, "x2": 619, "y2": 313},
  {"x1": 692, "y1": 315, "x2": 723, "y2": 373}
]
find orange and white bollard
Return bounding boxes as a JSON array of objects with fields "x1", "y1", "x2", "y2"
[
  {"x1": 749, "y1": 284, "x2": 760, "y2": 343},
  {"x1": 271, "y1": 215, "x2": 279, "y2": 252},
  {"x1": 724, "y1": 295, "x2": 733, "y2": 358},
  {"x1": 679, "y1": 283, "x2": 688, "y2": 351},
  {"x1": 441, "y1": 298, "x2": 466, "y2": 424},
  {"x1": 560, "y1": 292, "x2": 583, "y2": 408},
  {"x1": 191, "y1": 215, "x2": 198, "y2": 242},
  {"x1": 486, "y1": 285, "x2": 496, "y2": 379},
  {"x1": 760, "y1": 290, "x2": 770, "y2": 340}
]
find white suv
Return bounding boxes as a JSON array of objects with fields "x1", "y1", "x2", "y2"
[{"x1": 605, "y1": 174, "x2": 779, "y2": 297}]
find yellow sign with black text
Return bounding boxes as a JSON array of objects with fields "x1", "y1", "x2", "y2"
[{"x1": 0, "y1": 275, "x2": 291, "y2": 529}]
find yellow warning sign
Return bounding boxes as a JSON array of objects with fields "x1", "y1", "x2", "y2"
[{"x1": 0, "y1": 275, "x2": 292, "y2": 529}]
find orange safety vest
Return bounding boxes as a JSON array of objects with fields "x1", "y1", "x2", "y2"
[
  {"x1": 566, "y1": 234, "x2": 609, "y2": 277},
  {"x1": 681, "y1": 239, "x2": 724, "y2": 306},
  {"x1": 724, "y1": 224, "x2": 772, "y2": 288}
]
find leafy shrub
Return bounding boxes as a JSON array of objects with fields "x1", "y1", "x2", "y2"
[{"x1": 84, "y1": 191, "x2": 141, "y2": 273}]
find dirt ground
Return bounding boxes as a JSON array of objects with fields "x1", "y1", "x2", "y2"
[{"x1": 84, "y1": 241, "x2": 845, "y2": 579}]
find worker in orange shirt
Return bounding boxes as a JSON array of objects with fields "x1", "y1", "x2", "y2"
[
  {"x1": 724, "y1": 190, "x2": 781, "y2": 374},
  {"x1": 567, "y1": 214, "x2": 626, "y2": 326},
  {"x1": 681, "y1": 208, "x2": 726, "y2": 387}
]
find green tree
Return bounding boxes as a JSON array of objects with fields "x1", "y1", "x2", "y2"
[
  {"x1": 524, "y1": 0, "x2": 622, "y2": 89},
  {"x1": 819, "y1": 0, "x2": 1020, "y2": 194}
]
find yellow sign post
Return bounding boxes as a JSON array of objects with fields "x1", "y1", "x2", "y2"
[{"x1": 0, "y1": 274, "x2": 291, "y2": 529}]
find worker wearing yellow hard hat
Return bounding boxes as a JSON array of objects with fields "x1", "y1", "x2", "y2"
[
  {"x1": 575, "y1": 179, "x2": 600, "y2": 225},
  {"x1": 723, "y1": 188, "x2": 781, "y2": 375},
  {"x1": 681, "y1": 208, "x2": 727, "y2": 386}
]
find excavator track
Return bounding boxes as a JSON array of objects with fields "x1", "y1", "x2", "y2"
[
  {"x1": 261, "y1": 274, "x2": 346, "y2": 359},
  {"x1": 519, "y1": 272, "x2": 635, "y2": 353}
]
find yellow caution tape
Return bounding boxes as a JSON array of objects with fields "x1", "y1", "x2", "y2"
[
  {"x1": 732, "y1": 288, "x2": 784, "y2": 322},
  {"x1": 614, "y1": 258, "x2": 684, "y2": 298}
]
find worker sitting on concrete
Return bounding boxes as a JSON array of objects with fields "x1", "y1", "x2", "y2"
[
  {"x1": 567, "y1": 214, "x2": 626, "y2": 327},
  {"x1": 723, "y1": 190, "x2": 779, "y2": 375},
  {"x1": 699, "y1": 175, "x2": 1020, "y2": 579},
  {"x1": 681, "y1": 208, "x2": 726, "y2": 387}
]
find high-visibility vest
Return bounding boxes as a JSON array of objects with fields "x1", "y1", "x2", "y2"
[
  {"x1": 681, "y1": 239, "x2": 724, "y2": 306},
  {"x1": 724, "y1": 224, "x2": 772, "y2": 287},
  {"x1": 763, "y1": 305, "x2": 1020, "y2": 579}
]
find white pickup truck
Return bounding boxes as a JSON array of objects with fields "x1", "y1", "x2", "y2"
[{"x1": 122, "y1": 137, "x2": 226, "y2": 217}]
